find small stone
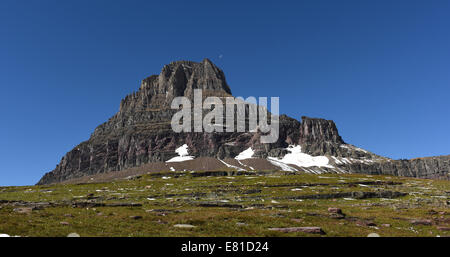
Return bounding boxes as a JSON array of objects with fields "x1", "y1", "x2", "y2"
[
  {"x1": 381, "y1": 224, "x2": 391, "y2": 228},
  {"x1": 291, "y1": 218, "x2": 303, "y2": 223},
  {"x1": 356, "y1": 220, "x2": 377, "y2": 227},
  {"x1": 126, "y1": 175, "x2": 142, "y2": 180},
  {"x1": 130, "y1": 216, "x2": 143, "y2": 220},
  {"x1": 367, "y1": 233, "x2": 380, "y2": 237},
  {"x1": 64, "y1": 214, "x2": 74, "y2": 217},
  {"x1": 410, "y1": 219, "x2": 432, "y2": 226},
  {"x1": 268, "y1": 227, "x2": 325, "y2": 235},
  {"x1": 329, "y1": 213, "x2": 346, "y2": 219},
  {"x1": 236, "y1": 222, "x2": 247, "y2": 226},
  {"x1": 145, "y1": 185, "x2": 152, "y2": 189},
  {"x1": 13, "y1": 207, "x2": 34, "y2": 214},
  {"x1": 328, "y1": 207, "x2": 343, "y2": 214},
  {"x1": 437, "y1": 226, "x2": 450, "y2": 231},
  {"x1": 67, "y1": 233, "x2": 80, "y2": 237},
  {"x1": 173, "y1": 224, "x2": 196, "y2": 228},
  {"x1": 60, "y1": 221, "x2": 70, "y2": 226}
]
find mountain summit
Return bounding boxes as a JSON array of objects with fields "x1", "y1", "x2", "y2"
[
  {"x1": 37, "y1": 60, "x2": 450, "y2": 184},
  {"x1": 121, "y1": 58, "x2": 231, "y2": 113}
]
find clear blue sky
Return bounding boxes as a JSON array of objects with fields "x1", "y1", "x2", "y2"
[{"x1": 1, "y1": 0, "x2": 449, "y2": 186}]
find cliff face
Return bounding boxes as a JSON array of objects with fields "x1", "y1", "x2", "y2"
[
  {"x1": 37, "y1": 59, "x2": 450, "y2": 185},
  {"x1": 344, "y1": 156, "x2": 450, "y2": 180}
]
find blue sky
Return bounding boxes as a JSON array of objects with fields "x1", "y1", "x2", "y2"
[{"x1": 1, "y1": 0, "x2": 449, "y2": 186}]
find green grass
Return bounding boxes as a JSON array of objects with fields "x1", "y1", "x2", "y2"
[{"x1": 0, "y1": 172, "x2": 449, "y2": 237}]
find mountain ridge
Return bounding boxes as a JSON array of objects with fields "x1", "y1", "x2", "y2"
[{"x1": 37, "y1": 59, "x2": 450, "y2": 184}]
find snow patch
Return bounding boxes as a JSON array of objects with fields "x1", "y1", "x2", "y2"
[
  {"x1": 332, "y1": 156, "x2": 343, "y2": 165},
  {"x1": 235, "y1": 147, "x2": 254, "y2": 160},
  {"x1": 237, "y1": 160, "x2": 254, "y2": 170},
  {"x1": 268, "y1": 158, "x2": 298, "y2": 172},
  {"x1": 219, "y1": 159, "x2": 246, "y2": 171},
  {"x1": 268, "y1": 145, "x2": 333, "y2": 169},
  {"x1": 340, "y1": 144, "x2": 369, "y2": 154},
  {"x1": 166, "y1": 144, "x2": 195, "y2": 162}
]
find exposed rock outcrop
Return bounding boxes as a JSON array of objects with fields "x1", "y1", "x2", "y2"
[{"x1": 344, "y1": 156, "x2": 450, "y2": 180}]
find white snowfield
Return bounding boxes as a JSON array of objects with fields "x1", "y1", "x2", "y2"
[
  {"x1": 0, "y1": 234, "x2": 10, "y2": 237},
  {"x1": 268, "y1": 145, "x2": 334, "y2": 169},
  {"x1": 235, "y1": 147, "x2": 255, "y2": 160},
  {"x1": 166, "y1": 144, "x2": 195, "y2": 162}
]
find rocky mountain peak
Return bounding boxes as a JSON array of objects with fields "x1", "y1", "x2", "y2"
[
  {"x1": 119, "y1": 59, "x2": 231, "y2": 114},
  {"x1": 299, "y1": 116, "x2": 344, "y2": 145},
  {"x1": 36, "y1": 59, "x2": 450, "y2": 185}
]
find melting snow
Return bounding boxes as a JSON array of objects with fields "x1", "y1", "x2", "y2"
[
  {"x1": 219, "y1": 159, "x2": 246, "y2": 171},
  {"x1": 235, "y1": 147, "x2": 254, "y2": 160},
  {"x1": 166, "y1": 144, "x2": 195, "y2": 162},
  {"x1": 237, "y1": 160, "x2": 254, "y2": 170},
  {"x1": 332, "y1": 156, "x2": 343, "y2": 165},
  {"x1": 340, "y1": 144, "x2": 369, "y2": 154},
  {"x1": 268, "y1": 145, "x2": 333, "y2": 169},
  {"x1": 268, "y1": 158, "x2": 298, "y2": 172}
]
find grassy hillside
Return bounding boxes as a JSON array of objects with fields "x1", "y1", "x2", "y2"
[{"x1": 1, "y1": 171, "x2": 449, "y2": 237}]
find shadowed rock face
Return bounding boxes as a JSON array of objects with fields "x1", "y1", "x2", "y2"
[{"x1": 37, "y1": 59, "x2": 450, "y2": 185}]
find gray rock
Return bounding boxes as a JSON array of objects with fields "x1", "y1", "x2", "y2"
[
  {"x1": 13, "y1": 207, "x2": 34, "y2": 214},
  {"x1": 437, "y1": 226, "x2": 450, "y2": 231},
  {"x1": 328, "y1": 207, "x2": 343, "y2": 214},
  {"x1": 268, "y1": 227, "x2": 326, "y2": 235},
  {"x1": 410, "y1": 219, "x2": 432, "y2": 226},
  {"x1": 173, "y1": 224, "x2": 196, "y2": 228}
]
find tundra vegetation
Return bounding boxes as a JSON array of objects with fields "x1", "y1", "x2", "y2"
[{"x1": 1, "y1": 171, "x2": 449, "y2": 237}]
